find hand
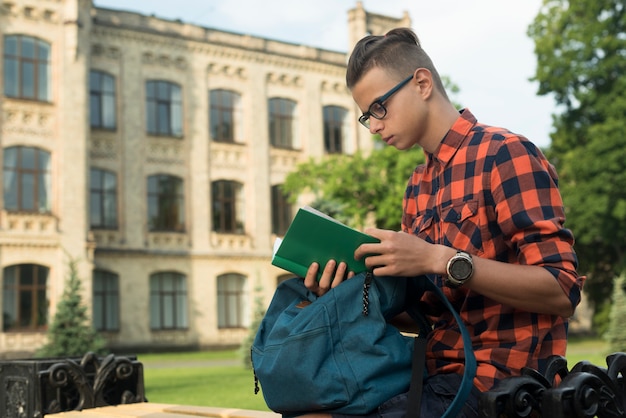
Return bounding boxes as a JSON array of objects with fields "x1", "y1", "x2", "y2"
[
  {"x1": 354, "y1": 228, "x2": 450, "y2": 277},
  {"x1": 303, "y1": 260, "x2": 355, "y2": 297}
]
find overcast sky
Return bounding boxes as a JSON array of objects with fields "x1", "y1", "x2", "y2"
[{"x1": 94, "y1": 0, "x2": 555, "y2": 148}]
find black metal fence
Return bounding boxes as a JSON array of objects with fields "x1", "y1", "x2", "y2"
[
  {"x1": 479, "y1": 352, "x2": 626, "y2": 417},
  {"x1": 0, "y1": 352, "x2": 145, "y2": 417}
]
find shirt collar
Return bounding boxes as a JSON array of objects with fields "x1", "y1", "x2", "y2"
[{"x1": 429, "y1": 108, "x2": 478, "y2": 166}]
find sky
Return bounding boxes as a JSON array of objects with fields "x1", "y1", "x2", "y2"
[{"x1": 93, "y1": 0, "x2": 555, "y2": 148}]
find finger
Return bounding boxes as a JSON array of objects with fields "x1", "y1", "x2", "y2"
[
  {"x1": 317, "y1": 260, "x2": 337, "y2": 294},
  {"x1": 303, "y1": 262, "x2": 320, "y2": 290},
  {"x1": 330, "y1": 262, "x2": 348, "y2": 288}
]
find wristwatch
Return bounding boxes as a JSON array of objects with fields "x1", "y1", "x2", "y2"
[{"x1": 445, "y1": 250, "x2": 474, "y2": 288}]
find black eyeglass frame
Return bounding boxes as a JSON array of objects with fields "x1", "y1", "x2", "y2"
[{"x1": 358, "y1": 74, "x2": 414, "y2": 128}]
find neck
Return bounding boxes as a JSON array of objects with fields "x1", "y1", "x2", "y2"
[{"x1": 422, "y1": 100, "x2": 460, "y2": 154}]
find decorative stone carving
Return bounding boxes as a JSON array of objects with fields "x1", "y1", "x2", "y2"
[
  {"x1": 2, "y1": 104, "x2": 55, "y2": 138},
  {"x1": 142, "y1": 52, "x2": 187, "y2": 70},
  {"x1": 266, "y1": 72, "x2": 302, "y2": 87},
  {"x1": 207, "y1": 62, "x2": 247, "y2": 79},
  {"x1": 91, "y1": 43, "x2": 121, "y2": 60}
]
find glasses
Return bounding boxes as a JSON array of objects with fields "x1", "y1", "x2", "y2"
[{"x1": 358, "y1": 74, "x2": 414, "y2": 129}]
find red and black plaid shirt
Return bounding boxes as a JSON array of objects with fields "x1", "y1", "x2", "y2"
[{"x1": 402, "y1": 109, "x2": 584, "y2": 391}]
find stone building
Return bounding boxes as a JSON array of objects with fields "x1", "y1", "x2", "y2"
[{"x1": 0, "y1": 0, "x2": 410, "y2": 355}]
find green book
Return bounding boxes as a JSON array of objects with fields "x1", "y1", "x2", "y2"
[{"x1": 272, "y1": 206, "x2": 380, "y2": 281}]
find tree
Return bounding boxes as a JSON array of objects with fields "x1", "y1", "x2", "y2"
[
  {"x1": 528, "y1": 0, "x2": 626, "y2": 321},
  {"x1": 37, "y1": 257, "x2": 106, "y2": 358},
  {"x1": 606, "y1": 272, "x2": 626, "y2": 351},
  {"x1": 240, "y1": 277, "x2": 266, "y2": 369},
  {"x1": 283, "y1": 143, "x2": 424, "y2": 230}
]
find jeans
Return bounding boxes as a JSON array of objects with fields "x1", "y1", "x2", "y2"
[{"x1": 331, "y1": 373, "x2": 480, "y2": 418}]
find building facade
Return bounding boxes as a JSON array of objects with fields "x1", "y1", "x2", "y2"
[{"x1": 0, "y1": 0, "x2": 410, "y2": 355}]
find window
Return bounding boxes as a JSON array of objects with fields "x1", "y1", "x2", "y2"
[
  {"x1": 217, "y1": 273, "x2": 247, "y2": 329},
  {"x1": 90, "y1": 71, "x2": 116, "y2": 130},
  {"x1": 147, "y1": 174, "x2": 185, "y2": 232},
  {"x1": 90, "y1": 168, "x2": 117, "y2": 229},
  {"x1": 150, "y1": 272, "x2": 188, "y2": 330},
  {"x1": 323, "y1": 105, "x2": 349, "y2": 154},
  {"x1": 271, "y1": 184, "x2": 292, "y2": 236},
  {"x1": 211, "y1": 180, "x2": 244, "y2": 234},
  {"x1": 93, "y1": 269, "x2": 119, "y2": 332},
  {"x1": 3, "y1": 146, "x2": 51, "y2": 213},
  {"x1": 146, "y1": 80, "x2": 182, "y2": 136},
  {"x1": 2, "y1": 264, "x2": 48, "y2": 331},
  {"x1": 3, "y1": 35, "x2": 51, "y2": 101},
  {"x1": 210, "y1": 89, "x2": 242, "y2": 142},
  {"x1": 269, "y1": 98, "x2": 297, "y2": 148}
]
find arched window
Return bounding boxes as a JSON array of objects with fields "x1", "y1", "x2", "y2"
[
  {"x1": 146, "y1": 80, "x2": 183, "y2": 137},
  {"x1": 210, "y1": 89, "x2": 242, "y2": 143},
  {"x1": 93, "y1": 269, "x2": 119, "y2": 331},
  {"x1": 217, "y1": 273, "x2": 248, "y2": 329},
  {"x1": 147, "y1": 174, "x2": 185, "y2": 232},
  {"x1": 271, "y1": 184, "x2": 292, "y2": 236},
  {"x1": 323, "y1": 105, "x2": 349, "y2": 154},
  {"x1": 2, "y1": 264, "x2": 48, "y2": 331},
  {"x1": 211, "y1": 180, "x2": 244, "y2": 234},
  {"x1": 3, "y1": 146, "x2": 51, "y2": 213},
  {"x1": 149, "y1": 272, "x2": 188, "y2": 330},
  {"x1": 3, "y1": 35, "x2": 51, "y2": 101},
  {"x1": 90, "y1": 168, "x2": 118, "y2": 229},
  {"x1": 269, "y1": 98, "x2": 297, "y2": 149},
  {"x1": 90, "y1": 70, "x2": 116, "y2": 130}
]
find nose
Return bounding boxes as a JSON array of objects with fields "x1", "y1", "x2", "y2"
[{"x1": 368, "y1": 117, "x2": 383, "y2": 134}]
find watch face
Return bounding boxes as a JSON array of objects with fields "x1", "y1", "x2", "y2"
[{"x1": 451, "y1": 258, "x2": 472, "y2": 281}]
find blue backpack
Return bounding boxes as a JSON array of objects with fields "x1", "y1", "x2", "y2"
[{"x1": 251, "y1": 272, "x2": 476, "y2": 417}]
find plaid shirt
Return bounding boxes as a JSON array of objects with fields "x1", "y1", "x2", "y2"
[{"x1": 402, "y1": 109, "x2": 584, "y2": 391}]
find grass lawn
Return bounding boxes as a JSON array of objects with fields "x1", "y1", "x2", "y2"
[{"x1": 136, "y1": 335, "x2": 611, "y2": 411}]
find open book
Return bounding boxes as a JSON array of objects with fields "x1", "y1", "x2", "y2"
[{"x1": 272, "y1": 206, "x2": 380, "y2": 281}]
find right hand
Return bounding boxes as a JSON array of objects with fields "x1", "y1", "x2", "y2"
[{"x1": 304, "y1": 260, "x2": 354, "y2": 297}]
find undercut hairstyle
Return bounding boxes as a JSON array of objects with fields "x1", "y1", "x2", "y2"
[{"x1": 346, "y1": 27, "x2": 449, "y2": 100}]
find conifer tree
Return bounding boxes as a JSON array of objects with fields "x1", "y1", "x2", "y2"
[
  {"x1": 607, "y1": 273, "x2": 626, "y2": 352},
  {"x1": 37, "y1": 257, "x2": 107, "y2": 358},
  {"x1": 240, "y1": 278, "x2": 266, "y2": 369}
]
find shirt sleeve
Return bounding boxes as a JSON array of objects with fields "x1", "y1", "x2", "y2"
[{"x1": 488, "y1": 136, "x2": 584, "y2": 309}]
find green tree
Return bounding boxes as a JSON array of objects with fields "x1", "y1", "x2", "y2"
[
  {"x1": 37, "y1": 257, "x2": 106, "y2": 358},
  {"x1": 240, "y1": 278, "x2": 266, "y2": 369},
  {"x1": 283, "y1": 143, "x2": 424, "y2": 230},
  {"x1": 606, "y1": 272, "x2": 626, "y2": 351},
  {"x1": 528, "y1": 0, "x2": 626, "y2": 322}
]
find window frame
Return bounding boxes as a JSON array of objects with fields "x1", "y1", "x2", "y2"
[
  {"x1": 2, "y1": 264, "x2": 48, "y2": 332},
  {"x1": 211, "y1": 180, "x2": 244, "y2": 234},
  {"x1": 323, "y1": 105, "x2": 349, "y2": 154},
  {"x1": 89, "y1": 70, "x2": 117, "y2": 130},
  {"x1": 147, "y1": 174, "x2": 185, "y2": 232},
  {"x1": 209, "y1": 89, "x2": 242, "y2": 143},
  {"x1": 149, "y1": 271, "x2": 188, "y2": 330},
  {"x1": 90, "y1": 167, "x2": 118, "y2": 230},
  {"x1": 3, "y1": 145, "x2": 52, "y2": 213},
  {"x1": 217, "y1": 273, "x2": 247, "y2": 329},
  {"x1": 3, "y1": 35, "x2": 51, "y2": 102},
  {"x1": 93, "y1": 269, "x2": 120, "y2": 332},
  {"x1": 146, "y1": 80, "x2": 183, "y2": 137},
  {"x1": 268, "y1": 98, "x2": 297, "y2": 149},
  {"x1": 271, "y1": 184, "x2": 292, "y2": 236}
]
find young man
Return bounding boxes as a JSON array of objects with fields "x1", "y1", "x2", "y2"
[{"x1": 303, "y1": 28, "x2": 584, "y2": 417}]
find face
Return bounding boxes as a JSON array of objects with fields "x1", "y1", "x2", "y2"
[{"x1": 352, "y1": 67, "x2": 429, "y2": 150}]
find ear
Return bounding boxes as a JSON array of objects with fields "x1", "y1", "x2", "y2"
[{"x1": 413, "y1": 68, "x2": 434, "y2": 99}]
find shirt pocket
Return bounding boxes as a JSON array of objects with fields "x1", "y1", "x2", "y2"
[{"x1": 440, "y1": 200, "x2": 483, "y2": 253}]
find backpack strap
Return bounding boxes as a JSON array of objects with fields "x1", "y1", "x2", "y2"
[{"x1": 404, "y1": 277, "x2": 477, "y2": 418}]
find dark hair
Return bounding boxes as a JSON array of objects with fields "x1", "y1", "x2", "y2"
[{"x1": 346, "y1": 27, "x2": 448, "y2": 99}]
